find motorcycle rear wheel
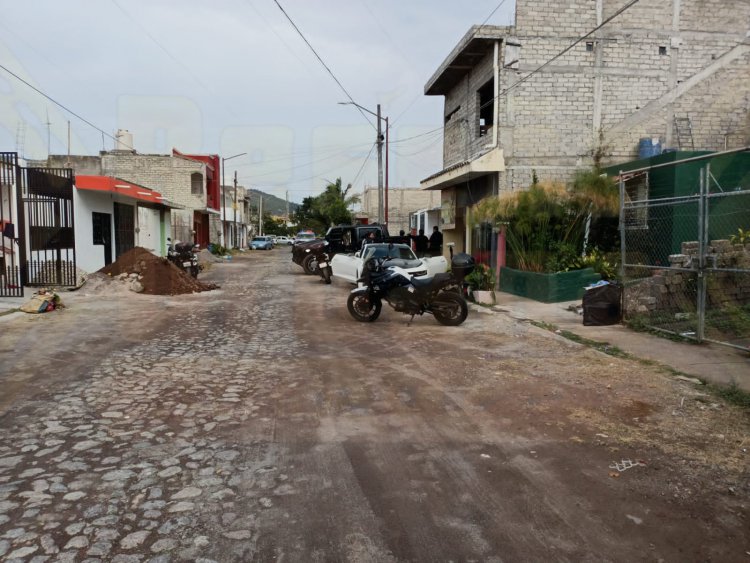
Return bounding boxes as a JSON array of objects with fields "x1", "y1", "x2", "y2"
[
  {"x1": 347, "y1": 293, "x2": 382, "y2": 322},
  {"x1": 322, "y1": 266, "x2": 332, "y2": 284},
  {"x1": 431, "y1": 292, "x2": 468, "y2": 326}
]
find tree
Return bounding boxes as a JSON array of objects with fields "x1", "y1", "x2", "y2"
[{"x1": 292, "y1": 178, "x2": 360, "y2": 233}]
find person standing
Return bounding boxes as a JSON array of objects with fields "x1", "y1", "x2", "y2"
[
  {"x1": 414, "y1": 229, "x2": 429, "y2": 257},
  {"x1": 428, "y1": 225, "x2": 443, "y2": 256}
]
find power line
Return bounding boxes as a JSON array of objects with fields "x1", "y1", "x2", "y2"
[
  {"x1": 351, "y1": 142, "x2": 377, "y2": 187},
  {"x1": 479, "y1": 0, "x2": 510, "y2": 27},
  {"x1": 479, "y1": 0, "x2": 642, "y2": 112},
  {"x1": 272, "y1": 0, "x2": 376, "y2": 131},
  {"x1": 0, "y1": 62, "x2": 134, "y2": 152},
  {"x1": 389, "y1": 127, "x2": 443, "y2": 145}
]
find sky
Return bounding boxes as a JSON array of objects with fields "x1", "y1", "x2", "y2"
[{"x1": 0, "y1": 0, "x2": 516, "y2": 204}]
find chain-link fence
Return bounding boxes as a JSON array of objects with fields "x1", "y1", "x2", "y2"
[{"x1": 619, "y1": 148, "x2": 750, "y2": 351}]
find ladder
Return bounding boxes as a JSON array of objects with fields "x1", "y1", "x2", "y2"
[{"x1": 674, "y1": 116, "x2": 694, "y2": 150}]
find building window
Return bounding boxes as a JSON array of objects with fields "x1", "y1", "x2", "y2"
[
  {"x1": 586, "y1": 41, "x2": 594, "y2": 52},
  {"x1": 659, "y1": 46, "x2": 667, "y2": 55},
  {"x1": 477, "y1": 79, "x2": 494, "y2": 137},
  {"x1": 191, "y1": 172, "x2": 203, "y2": 195}
]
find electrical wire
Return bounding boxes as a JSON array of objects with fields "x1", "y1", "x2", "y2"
[
  {"x1": 272, "y1": 0, "x2": 376, "y2": 131},
  {"x1": 350, "y1": 142, "x2": 377, "y2": 187},
  {"x1": 0, "y1": 62, "x2": 135, "y2": 152},
  {"x1": 110, "y1": 0, "x2": 214, "y2": 95},
  {"x1": 479, "y1": 0, "x2": 642, "y2": 112},
  {"x1": 479, "y1": 0, "x2": 510, "y2": 27},
  {"x1": 389, "y1": 127, "x2": 443, "y2": 145}
]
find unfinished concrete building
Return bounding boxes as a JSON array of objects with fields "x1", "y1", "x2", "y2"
[{"x1": 421, "y1": 0, "x2": 750, "y2": 255}]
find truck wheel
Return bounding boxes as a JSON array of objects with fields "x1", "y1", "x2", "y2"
[
  {"x1": 431, "y1": 292, "x2": 468, "y2": 326},
  {"x1": 347, "y1": 293, "x2": 381, "y2": 322},
  {"x1": 302, "y1": 254, "x2": 318, "y2": 275}
]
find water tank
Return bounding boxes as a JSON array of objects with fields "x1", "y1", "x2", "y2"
[
  {"x1": 115, "y1": 129, "x2": 134, "y2": 152},
  {"x1": 638, "y1": 137, "x2": 662, "y2": 159}
]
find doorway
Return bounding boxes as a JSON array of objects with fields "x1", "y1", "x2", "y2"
[{"x1": 92, "y1": 212, "x2": 112, "y2": 265}]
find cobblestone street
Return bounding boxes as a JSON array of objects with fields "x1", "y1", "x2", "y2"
[{"x1": 0, "y1": 250, "x2": 748, "y2": 562}]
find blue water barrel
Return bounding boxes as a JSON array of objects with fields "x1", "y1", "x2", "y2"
[{"x1": 638, "y1": 137, "x2": 662, "y2": 159}]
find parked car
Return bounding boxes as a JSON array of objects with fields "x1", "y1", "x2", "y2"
[
  {"x1": 293, "y1": 231, "x2": 317, "y2": 245},
  {"x1": 274, "y1": 236, "x2": 293, "y2": 246},
  {"x1": 331, "y1": 243, "x2": 448, "y2": 284},
  {"x1": 250, "y1": 236, "x2": 274, "y2": 250}
]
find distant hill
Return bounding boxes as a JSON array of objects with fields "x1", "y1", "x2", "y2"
[{"x1": 247, "y1": 189, "x2": 300, "y2": 217}]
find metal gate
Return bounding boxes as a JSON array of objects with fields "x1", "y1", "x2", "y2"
[
  {"x1": 18, "y1": 166, "x2": 77, "y2": 287},
  {"x1": 0, "y1": 153, "x2": 22, "y2": 296},
  {"x1": 619, "y1": 148, "x2": 750, "y2": 351}
]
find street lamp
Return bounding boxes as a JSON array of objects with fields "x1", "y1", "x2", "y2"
[
  {"x1": 221, "y1": 152, "x2": 246, "y2": 248},
  {"x1": 338, "y1": 102, "x2": 389, "y2": 225}
]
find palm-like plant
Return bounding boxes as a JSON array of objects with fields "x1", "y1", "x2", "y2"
[{"x1": 471, "y1": 169, "x2": 618, "y2": 272}]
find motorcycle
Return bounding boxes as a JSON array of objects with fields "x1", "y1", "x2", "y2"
[
  {"x1": 167, "y1": 238, "x2": 201, "y2": 278},
  {"x1": 317, "y1": 241, "x2": 333, "y2": 285},
  {"x1": 346, "y1": 255, "x2": 468, "y2": 326}
]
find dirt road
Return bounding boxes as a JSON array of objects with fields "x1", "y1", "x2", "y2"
[{"x1": 0, "y1": 249, "x2": 748, "y2": 562}]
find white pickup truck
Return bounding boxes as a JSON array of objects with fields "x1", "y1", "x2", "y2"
[{"x1": 331, "y1": 243, "x2": 448, "y2": 284}]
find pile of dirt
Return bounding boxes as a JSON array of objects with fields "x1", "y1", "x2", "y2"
[{"x1": 99, "y1": 247, "x2": 219, "y2": 296}]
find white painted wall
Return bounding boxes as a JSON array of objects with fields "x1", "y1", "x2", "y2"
[{"x1": 74, "y1": 190, "x2": 115, "y2": 274}]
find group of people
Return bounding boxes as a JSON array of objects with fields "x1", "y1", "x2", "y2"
[{"x1": 360, "y1": 225, "x2": 443, "y2": 257}]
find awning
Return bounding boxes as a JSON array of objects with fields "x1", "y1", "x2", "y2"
[
  {"x1": 75, "y1": 176, "x2": 183, "y2": 208},
  {"x1": 420, "y1": 148, "x2": 505, "y2": 191},
  {"x1": 198, "y1": 207, "x2": 221, "y2": 216}
]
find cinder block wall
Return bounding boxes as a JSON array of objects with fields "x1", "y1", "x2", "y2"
[{"x1": 441, "y1": 0, "x2": 750, "y2": 192}]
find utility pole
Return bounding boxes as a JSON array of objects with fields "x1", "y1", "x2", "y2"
[
  {"x1": 376, "y1": 104, "x2": 384, "y2": 224},
  {"x1": 258, "y1": 195, "x2": 263, "y2": 236},
  {"x1": 233, "y1": 171, "x2": 238, "y2": 249},
  {"x1": 285, "y1": 190, "x2": 289, "y2": 224},
  {"x1": 385, "y1": 115, "x2": 389, "y2": 226},
  {"x1": 221, "y1": 152, "x2": 247, "y2": 248}
]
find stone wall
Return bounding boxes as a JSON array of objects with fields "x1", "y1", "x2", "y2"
[{"x1": 626, "y1": 239, "x2": 750, "y2": 314}]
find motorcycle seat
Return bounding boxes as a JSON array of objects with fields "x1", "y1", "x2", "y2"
[{"x1": 411, "y1": 272, "x2": 452, "y2": 288}]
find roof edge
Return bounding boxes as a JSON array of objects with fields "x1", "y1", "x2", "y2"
[{"x1": 424, "y1": 25, "x2": 509, "y2": 96}]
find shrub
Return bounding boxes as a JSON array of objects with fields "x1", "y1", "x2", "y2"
[{"x1": 465, "y1": 263, "x2": 496, "y2": 291}]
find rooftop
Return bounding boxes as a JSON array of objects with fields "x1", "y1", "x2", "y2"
[{"x1": 424, "y1": 25, "x2": 510, "y2": 96}]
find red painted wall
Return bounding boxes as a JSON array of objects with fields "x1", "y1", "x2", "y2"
[{"x1": 172, "y1": 149, "x2": 221, "y2": 212}]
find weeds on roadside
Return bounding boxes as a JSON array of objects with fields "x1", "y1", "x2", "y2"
[{"x1": 531, "y1": 320, "x2": 750, "y2": 412}]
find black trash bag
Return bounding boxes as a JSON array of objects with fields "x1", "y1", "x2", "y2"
[{"x1": 582, "y1": 282, "x2": 623, "y2": 326}]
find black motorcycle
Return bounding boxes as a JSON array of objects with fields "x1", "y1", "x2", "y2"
[
  {"x1": 316, "y1": 241, "x2": 333, "y2": 284},
  {"x1": 167, "y1": 239, "x2": 200, "y2": 278},
  {"x1": 346, "y1": 255, "x2": 468, "y2": 326}
]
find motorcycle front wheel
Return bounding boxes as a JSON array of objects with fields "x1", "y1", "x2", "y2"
[
  {"x1": 347, "y1": 293, "x2": 382, "y2": 322},
  {"x1": 431, "y1": 292, "x2": 468, "y2": 326}
]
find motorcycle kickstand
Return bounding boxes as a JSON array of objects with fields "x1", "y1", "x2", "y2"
[{"x1": 407, "y1": 314, "x2": 415, "y2": 326}]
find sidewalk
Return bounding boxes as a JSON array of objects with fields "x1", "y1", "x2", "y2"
[
  {"x1": 0, "y1": 289, "x2": 31, "y2": 323},
  {"x1": 489, "y1": 292, "x2": 750, "y2": 393}
]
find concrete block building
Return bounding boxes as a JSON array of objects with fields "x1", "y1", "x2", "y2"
[
  {"x1": 421, "y1": 0, "x2": 750, "y2": 257},
  {"x1": 361, "y1": 186, "x2": 441, "y2": 234},
  {"x1": 34, "y1": 137, "x2": 221, "y2": 248}
]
